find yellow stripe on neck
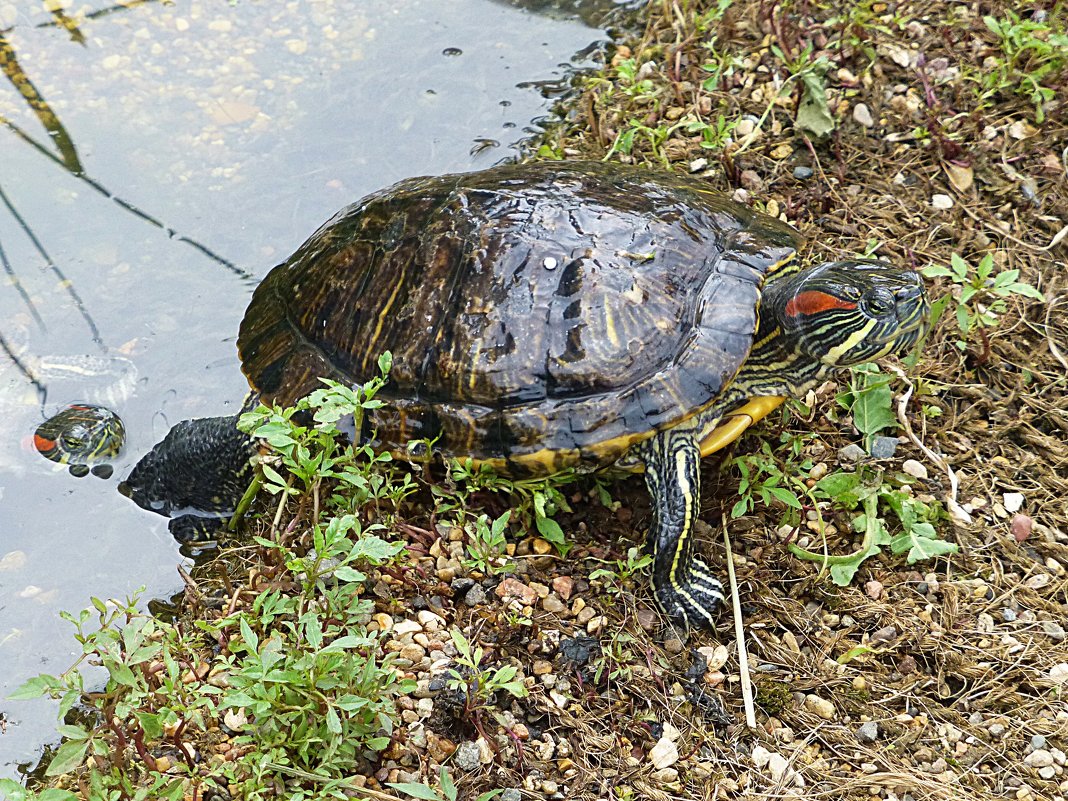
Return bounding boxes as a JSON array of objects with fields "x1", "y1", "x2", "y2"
[
  {"x1": 699, "y1": 395, "x2": 786, "y2": 457},
  {"x1": 824, "y1": 318, "x2": 877, "y2": 365}
]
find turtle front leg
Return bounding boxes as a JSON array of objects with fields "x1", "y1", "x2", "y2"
[{"x1": 640, "y1": 430, "x2": 724, "y2": 628}]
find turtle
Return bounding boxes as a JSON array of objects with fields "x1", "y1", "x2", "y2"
[
  {"x1": 33, "y1": 403, "x2": 125, "y2": 478},
  {"x1": 121, "y1": 160, "x2": 929, "y2": 625},
  {"x1": 1, "y1": 325, "x2": 135, "y2": 477}
]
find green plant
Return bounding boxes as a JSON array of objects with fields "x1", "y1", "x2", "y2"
[
  {"x1": 9, "y1": 591, "x2": 198, "y2": 801},
  {"x1": 463, "y1": 510, "x2": 515, "y2": 575},
  {"x1": 238, "y1": 352, "x2": 418, "y2": 522},
  {"x1": 836, "y1": 363, "x2": 899, "y2": 452},
  {"x1": 686, "y1": 115, "x2": 736, "y2": 150},
  {"x1": 444, "y1": 628, "x2": 527, "y2": 727},
  {"x1": 613, "y1": 57, "x2": 658, "y2": 99},
  {"x1": 443, "y1": 459, "x2": 575, "y2": 556},
  {"x1": 790, "y1": 470, "x2": 955, "y2": 585},
  {"x1": 389, "y1": 766, "x2": 503, "y2": 801},
  {"x1": 980, "y1": 11, "x2": 1068, "y2": 122},
  {"x1": 770, "y1": 43, "x2": 835, "y2": 138},
  {"x1": 588, "y1": 546, "x2": 653, "y2": 594},
  {"x1": 922, "y1": 254, "x2": 1045, "y2": 358}
]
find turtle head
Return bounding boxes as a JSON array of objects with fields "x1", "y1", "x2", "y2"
[{"x1": 768, "y1": 260, "x2": 929, "y2": 367}]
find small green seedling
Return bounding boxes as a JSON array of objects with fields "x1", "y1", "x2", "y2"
[
  {"x1": 589, "y1": 546, "x2": 654, "y2": 594},
  {"x1": 923, "y1": 254, "x2": 1045, "y2": 358}
]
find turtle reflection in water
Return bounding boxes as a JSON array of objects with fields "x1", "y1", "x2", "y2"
[{"x1": 121, "y1": 161, "x2": 929, "y2": 626}]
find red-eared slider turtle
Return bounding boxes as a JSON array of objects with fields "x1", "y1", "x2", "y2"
[
  {"x1": 122, "y1": 161, "x2": 929, "y2": 624},
  {"x1": 34, "y1": 403, "x2": 125, "y2": 478}
]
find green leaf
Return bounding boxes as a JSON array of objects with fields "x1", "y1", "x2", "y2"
[
  {"x1": 439, "y1": 767, "x2": 457, "y2": 801},
  {"x1": 39, "y1": 791, "x2": 82, "y2": 801},
  {"x1": 386, "y1": 782, "x2": 444, "y2": 801},
  {"x1": 332, "y1": 566, "x2": 367, "y2": 583},
  {"x1": 135, "y1": 711, "x2": 163, "y2": 741},
  {"x1": 8, "y1": 674, "x2": 62, "y2": 700},
  {"x1": 814, "y1": 472, "x2": 863, "y2": 507},
  {"x1": 890, "y1": 528, "x2": 958, "y2": 564},
  {"x1": 921, "y1": 264, "x2": 953, "y2": 279},
  {"x1": 848, "y1": 365, "x2": 897, "y2": 439},
  {"x1": 795, "y1": 72, "x2": 835, "y2": 138},
  {"x1": 45, "y1": 738, "x2": 89, "y2": 776},
  {"x1": 768, "y1": 486, "x2": 803, "y2": 509},
  {"x1": 836, "y1": 645, "x2": 877, "y2": 664},
  {"x1": 730, "y1": 498, "x2": 750, "y2": 519},
  {"x1": 239, "y1": 616, "x2": 259, "y2": 653}
]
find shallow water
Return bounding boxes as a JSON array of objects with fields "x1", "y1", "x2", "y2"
[{"x1": 0, "y1": 0, "x2": 603, "y2": 776}]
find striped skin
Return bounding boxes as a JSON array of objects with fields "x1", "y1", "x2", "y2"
[
  {"x1": 631, "y1": 258, "x2": 928, "y2": 626},
  {"x1": 640, "y1": 431, "x2": 724, "y2": 628},
  {"x1": 34, "y1": 403, "x2": 124, "y2": 478}
]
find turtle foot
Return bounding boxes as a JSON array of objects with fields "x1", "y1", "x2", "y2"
[{"x1": 652, "y1": 558, "x2": 725, "y2": 629}]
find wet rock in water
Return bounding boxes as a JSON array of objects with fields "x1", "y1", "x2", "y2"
[
  {"x1": 793, "y1": 166, "x2": 814, "y2": 179},
  {"x1": 838, "y1": 443, "x2": 867, "y2": 462},
  {"x1": 454, "y1": 740, "x2": 482, "y2": 771},
  {"x1": 870, "y1": 436, "x2": 899, "y2": 459},
  {"x1": 856, "y1": 721, "x2": 879, "y2": 743}
]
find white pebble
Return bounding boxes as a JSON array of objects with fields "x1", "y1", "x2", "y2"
[
  {"x1": 902, "y1": 459, "x2": 928, "y2": 479},
  {"x1": 1003, "y1": 492, "x2": 1024, "y2": 513},
  {"x1": 649, "y1": 736, "x2": 679, "y2": 769},
  {"x1": 931, "y1": 194, "x2": 954, "y2": 210}
]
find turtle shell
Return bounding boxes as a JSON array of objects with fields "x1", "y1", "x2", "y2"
[{"x1": 237, "y1": 161, "x2": 800, "y2": 473}]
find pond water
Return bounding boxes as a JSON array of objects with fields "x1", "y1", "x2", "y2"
[{"x1": 0, "y1": 0, "x2": 606, "y2": 777}]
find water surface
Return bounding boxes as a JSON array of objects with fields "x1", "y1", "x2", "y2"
[{"x1": 0, "y1": 0, "x2": 602, "y2": 775}]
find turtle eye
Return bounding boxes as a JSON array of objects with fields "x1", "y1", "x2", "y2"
[{"x1": 863, "y1": 287, "x2": 896, "y2": 316}]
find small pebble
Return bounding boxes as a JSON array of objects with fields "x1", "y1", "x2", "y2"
[
  {"x1": 454, "y1": 741, "x2": 481, "y2": 771},
  {"x1": 804, "y1": 694, "x2": 836, "y2": 720},
  {"x1": 664, "y1": 638, "x2": 684, "y2": 655},
  {"x1": 500, "y1": 790, "x2": 521, "y2": 801},
  {"x1": 853, "y1": 103, "x2": 875, "y2": 127},
  {"x1": 1031, "y1": 735, "x2": 1047, "y2": 751},
  {"x1": 902, "y1": 459, "x2": 928, "y2": 479},
  {"x1": 793, "y1": 166, "x2": 814, "y2": 180},
  {"x1": 1003, "y1": 492, "x2": 1025, "y2": 513},
  {"x1": 1042, "y1": 621, "x2": 1066, "y2": 642},
  {"x1": 740, "y1": 169, "x2": 763, "y2": 191},
  {"x1": 464, "y1": 584, "x2": 486, "y2": 606},
  {"x1": 1024, "y1": 749, "x2": 1054, "y2": 768},
  {"x1": 839, "y1": 443, "x2": 867, "y2": 462},
  {"x1": 931, "y1": 193, "x2": 954, "y2": 210},
  {"x1": 1011, "y1": 514, "x2": 1033, "y2": 542},
  {"x1": 988, "y1": 723, "x2": 1006, "y2": 737},
  {"x1": 865, "y1": 580, "x2": 884, "y2": 600},
  {"x1": 870, "y1": 436, "x2": 899, "y2": 459},
  {"x1": 856, "y1": 721, "x2": 880, "y2": 743},
  {"x1": 1002, "y1": 608, "x2": 1017, "y2": 622},
  {"x1": 649, "y1": 736, "x2": 679, "y2": 769}
]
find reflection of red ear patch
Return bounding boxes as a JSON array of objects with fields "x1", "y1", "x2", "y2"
[{"x1": 785, "y1": 291, "x2": 858, "y2": 317}]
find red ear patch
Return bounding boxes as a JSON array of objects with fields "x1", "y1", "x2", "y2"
[
  {"x1": 785, "y1": 290, "x2": 858, "y2": 317},
  {"x1": 33, "y1": 433, "x2": 56, "y2": 454}
]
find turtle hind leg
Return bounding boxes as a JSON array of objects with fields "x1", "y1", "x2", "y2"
[{"x1": 640, "y1": 430, "x2": 724, "y2": 628}]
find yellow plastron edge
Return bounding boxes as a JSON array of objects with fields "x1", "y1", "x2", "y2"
[{"x1": 699, "y1": 395, "x2": 787, "y2": 457}]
